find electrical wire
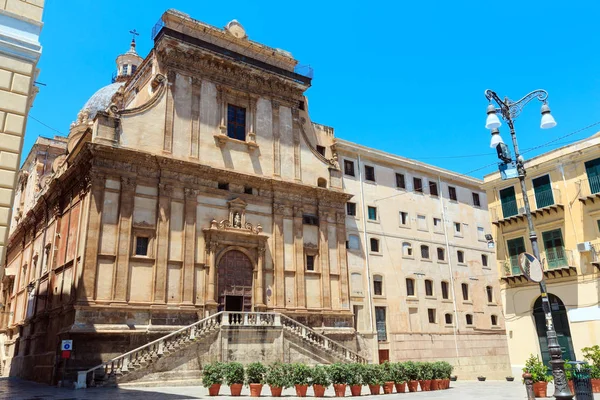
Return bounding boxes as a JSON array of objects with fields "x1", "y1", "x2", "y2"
[{"x1": 28, "y1": 115, "x2": 66, "y2": 136}]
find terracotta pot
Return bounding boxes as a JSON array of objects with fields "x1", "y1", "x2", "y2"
[
  {"x1": 334, "y1": 383, "x2": 347, "y2": 397},
  {"x1": 592, "y1": 378, "x2": 600, "y2": 393},
  {"x1": 270, "y1": 386, "x2": 283, "y2": 397},
  {"x1": 350, "y1": 385, "x2": 362, "y2": 396},
  {"x1": 383, "y1": 382, "x2": 394, "y2": 394},
  {"x1": 368, "y1": 384, "x2": 381, "y2": 395},
  {"x1": 445, "y1": 379, "x2": 451, "y2": 389},
  {"x1": 230, "y1": 383, "x2": 243, "y2": 396},
  {"x1": 419, "y1": 380, "x2": 431, "y2": 391},
  {"x1": 208, "y1": 384, "x2": 221, "y2": 396},
  {"x1": 295, "y1": 384, "x2": 308, "y2": 397},
  {"x1": 407, "y1": 380, "x2": 419, "y2": 392},
  {"x1": 533, "y1": 382, "x2": 547, "y2": 398},
  {"x1": 395, "y1": 382, "x2": 406, "y2": 393},
  {"x1": 430, "y1": 379, "x2": 439, "y2": 391},
  {"x1": 567, "y1": 380, "x2": 574, "y2": 395},
  {"x1": 249, "y1": 383, "x2": 263, "y2": 397},
  {"x1": 313, "y1": 384, "x2": 326, "y2": 398}
]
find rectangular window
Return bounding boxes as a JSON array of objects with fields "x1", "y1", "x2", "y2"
[
  {"x1": 445, "y1": 313, "x2": 453, "y2": 325},
  {"x1": 218, "y1": 182, "x2": 229, "y2": 190},
  {"x1": 542, "y1": 229, "x2": 567, "y2": 269},
  {"x1": 437, "y1": 247, "x2": 445, "y2": 261},
  {"x1": 421, "y1": 245, "x2": 430, "y2": 259},
  {"x1": 122, "y1": 64, "x2": 129, "y2": 75},
  {"x1": 316, "y1": 145, "x2": 326, "y2": 156},
  {"x1": 368, "y1": 206, "x2": 377, "y2": 221},
  {"x1": 373, "y1": 276, "x2": 383, "y2": 296},
  {"x1": 457, "y1": 250, "x2": 465, "y2": 263},
  {"x1": 500, "y1": 186, "x2": 518, "y2": 218},
  {"x1": 454, "y1": 222, "x2": 461, "y2": 234},
  {"x1": 429, "y1": 181, "x2": 438, "y2": 196},
  {"x1": 507, "y1": 237, "x2": 526, "y2": 275},
  {"x1": 585, "y1": 157, "x2": 600, "y2": 194},
  {"x1": 365, "y1": 165, "x2": 376, "y2": 182},
  {"x1": 135, "y1": 237, "x2": 149, "y2": 256},
  {"x1": 302, "y1": 215, "x2": 319, "y2": 226},
  {"x1": 441, "y1": 281, "x2": 449, "y2": 299},
  {"x1": 375, "y1": 307, "x2": 387, "y2": 342},
  {"x1": 344, "y1": 160, "x2": 355, "y2": 176},
  {"x1": 486, "y1": 286, "x2": 494, "y2": 303},
  {"x1": 428, "y1": 308, "x2": 436, "y2": 324},
  {"x1": 449, "y1": 186, "x2": 457, "y2": 201},
  {"x1": 244, "y1": 186, "x2": 253, "y2": 195},
  {"x1": 400, "y1": 212, "x2": 409, "y2": 226},
  {"x1": 396, "y1": 173, "x2": 406, "y2": 189},
  {"x1": 370, "y1": 238, "x2": 379, "y2": 253},
  {"x1": 425, "y1": 280, "x2": 433, "y2": 296},
  {"x1": 472, "y1": 192, "x2": 481, "y2": 207},
  {"x1": 461, "y1": 283, "x2": 469, "y2": 301},
  {"x1": 306, "y1": 255, "x2": 315, "y2": 271},
  {"x1": 481, "y1": 254, "x2": 488, "y2": 267},
  {"x1": 417, "y1": 214, "x2": 427, "y2": 231},
  {"x1": 477, "y1": 227, "x2": 485, "y2": 241},
  {"x1": 433, "y1": 217, "x2": 442, "y2": 232},
  {"x1": 466, "y1": 314, "x2": 473, "y2": 325},
  {"x1": 413, "y1": 177, "x2": 423, "y2": 193},
  {"x1": 346, "y1": 202, "x2": 356, "y2": 216},
  {"x1": 532, "y1": 174, "x2": 554, "y2": 208},
  {"x1": 406, "y1": 278, "x2": 415, "y2": 296},
  {"x1": 491, "y1": 315, "x2": 498, "y2": 326},
  {"x1": 227, "y1": 104, "x2": 246, "y2": 141}
]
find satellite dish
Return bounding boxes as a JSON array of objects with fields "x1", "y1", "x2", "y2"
[{"x1": 519, "y1": 252, "x2": 544, "y2": 282}]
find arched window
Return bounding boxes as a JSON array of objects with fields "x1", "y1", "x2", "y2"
[
  {"x1": 402, "y1": 242, "x2": 413, "y2": 257},
  {"x1": 457, "y1": 250, "x2": 465, "y2": 263},
  {"x1": 373, "y1": 275, "x2": 383, "y2": 296},
  {"x1": 441, "y1": 281, "x2": 450, "y2": 299},
  {"x1": 437, "y1": 247, "x2": 445, "y2": 261},
  {"x1": 421, "y1": 245, "x2": 430, "y2": 259},
  {"x1": 317, "y1": 178, "x2": 327, "y2": 188},
  {"x1": 466, "y1": 314, "x2": 473, "y2": 325},
  {"x1": 350, "y1": 272, "x2": 363, "y2": 296},
  {"x1": 347, "y1": 235, "x2": 360, "y2": 250},
  {"x1": 425, "y1": 279, "x2": 434, "y2": 296},
  {"x1": 486, "y1": 286, "x2": 494, "y2": 303},
  {"x1": 405, "y1": 278, "x2": 415, "y2": 296},
  {"x1": 445, "y1": 313, "x2": 453, "y2": 325},
  {"x1": 370, "y1": 238, "x2": 380, "y2": 253},
  {"x1": 461, "y1": 283, "x2": 469, "y2": 301}
]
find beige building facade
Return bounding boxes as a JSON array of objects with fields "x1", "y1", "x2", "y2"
[
  {"x1": 0, "y1": 0, "x2": 44, "y2": 282},
  {"x1": 483, "y1": 133, "x2": 600, "y2": 376}
]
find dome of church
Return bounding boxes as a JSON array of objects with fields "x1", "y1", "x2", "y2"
[{"x1": 80, "y1": 81, "x2": 124, "y2": 120}]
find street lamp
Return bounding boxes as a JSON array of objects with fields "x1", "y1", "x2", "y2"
[{"x1": 484, "y1": 89, "x2": 572, "y2": 400}]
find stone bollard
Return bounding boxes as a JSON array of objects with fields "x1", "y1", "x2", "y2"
[{"x1": 522, "y1": 373, "x2": 535, "y2": 400}]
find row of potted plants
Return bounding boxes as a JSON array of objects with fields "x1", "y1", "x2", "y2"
[
  {"x1": 201, "y1": 361, "x2": 454, "y2": 397},
  {"x1": 582, "y1": 345, "x2": 600, "y2": 393}
]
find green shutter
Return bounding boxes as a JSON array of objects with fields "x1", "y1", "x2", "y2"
[
  {"x1": 585, "y1": 158, "x2": 600, "y2": 194},
  {"x1": 533, "y1": 175, "x2": 554, "y2": 208},
  {"x1": 542, "y1": 229, "x2": 566, "y2": 269},
  {"x1": 506, "y1": 237, "x2": 526, "y2": 275},
  {"x1": 500, "y1": 186, "x2": 518, "y2": 218}
]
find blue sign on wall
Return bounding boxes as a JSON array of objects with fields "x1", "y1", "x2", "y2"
[{"x1": 499, "y1": 162, "x2": 519, "y2": 180}]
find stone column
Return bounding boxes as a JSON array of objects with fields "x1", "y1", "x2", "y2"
[
  {"x1": 182, "y1": 188, "x2": 197, "y2": 305},
  {"x1": 255, "y1": 243, "x2": 266, "y2": 310},
  {"x1": 206, "y1": 240, "x2": 218, "y2": 308},
  {"x1": 319, "y1": 210, "x2": 331, "y2": 309},
  {"x1": 154, "y1": 183, "x2": 172, "y2": 303},
  {"x1": 272, "y1": 101, "x2": 281, "y2": 177},
  {"x1": 336, "y1": 212, "x2": 350, "y2": 309},
  {"x1": 78, "y1": 171, "x2": 104, "y2": 302},
  {"x1": 294, "y1": 206, "x2": 306, "y2": 308},
  {"x1": 113, "y1": 176, "x2": 136, "y2": 302},
  {"x1": 273, "y1": 203, "x2": 285, "y2": 307}
]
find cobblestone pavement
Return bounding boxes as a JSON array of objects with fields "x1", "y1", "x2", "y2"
[{"x1": 1, "y1": 378, "x2": 599, "y2": 400}]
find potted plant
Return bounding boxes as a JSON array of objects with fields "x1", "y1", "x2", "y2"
[
  {"x1": 404, "y1": 361, "x2": 419, "y2": 392},
  {"x1": 522, "y1": 354, "x2": 552, "y2": 398},
  {"x1": 444, "y1": 362, "x2": 454, "y2": 389},
  {"x1": 202, "y1": 361, "x2": 224, "y2": 396},
  {"x1": 417, "y1": 362, "x2": 433, "y2": 391},
  {"x1": 346, "y1": 363, "x2": 364, "y2": 396},
  {"x1": 311, "y1": 365, "x2": 330, "y2": 398},
  {"x1": 506, "y1": 376, "x2": 515, "y2": 382},
  {"x1": 265, "y1": 362, "x2": 290, "y2": 397},
  {"x1": 564, "y1": 360, "x2": 574, "y2": 394},
  {"x1": 361, "y1": 364, "x2": 383, "y2": 395},
  {"x1": 477, "y1": 376, "x2": 486, "y2": 382},
  {"x1": 381, "y1": 362, "x2": 395, "y2": 394},
  {"x1": 429, "y1": 362, "x2": 442, "y2": 390},
  {"x1": 328, "y1": 363, "x2": 349, "y2": 397},
  {"x1": 389, "y1": 362, "x2": 406, "y2": 393},
  {"x1": 246, "y1": 362, "x2": 267, "y2": 397},
  {"x1": 582, "y1": 345, "x2": 600, "y2": 393},
  {"x1": 291, "y1": 363, "x2": 312, "y2": 397},
  {"x1": 225, "y1": 362, "x2": 245, "y2": 396}
]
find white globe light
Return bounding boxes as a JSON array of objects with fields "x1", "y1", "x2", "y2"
[
  {"x1": 485, "y1": 104, "x2": 502, "y2": 129},
  {"x1": 540, "y1": 104, "x2": 557, "y2": 129},
  {"x1": 490, "y1": 128, "x2": 504, "y2": 148}
]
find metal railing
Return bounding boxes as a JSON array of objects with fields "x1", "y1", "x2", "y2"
[
  {"x1": 592, "y1": 243, "x2": 600, "y2": 263},
  {"x1": 491, "y1": 188, "x2": 562, "y2": 222},
  {"x1": 502, "y1": 249, "x2": 574, "y2": 278},
  {"x1": 577, "y1": 176, "x2": 600, "y2": 197}
]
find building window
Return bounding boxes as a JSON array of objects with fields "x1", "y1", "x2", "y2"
[
  {"x1": 306, "y1": 255, "x2": 315, "y2": 271},
  {"x1": 417, "y1": 214, "x2": 427, "y2": 231},
  {"x1": 500, "y1": 186, "x2": 518, "y2": 218},
  {"x1": 396, "y1": 173, "x2": 405, "y2": 189},
  {"x1": 227, "y1": 104, "x2": 246, "y2": 141},
  {"x1": 370, "y1": 238, "x2": 380, "y2": 253},
  {"x1": 507, "y1": 237, "x2": 526, "y2": 275},
  {"x1": 375, "y1": 307, "x2": 387, "y2": 341},
  {"x1": 135, "y1": 237, "x2": 149, "y2": 256},
  {"x1": 491, "y1": 315, "x2": 498, "y2": 326},
  {"x1": 367, "y1": 206, "x2": 377, "y2": 221},
  {"x1": 303, "y1": 215, "x2": 319, "y2": 226},
  {"x1": 486, "y1": 286, "x2": 494, "y2": 303},
  {"x1": 347, "y1": 202, "x2": 356, "y2": 216},
  {"x1": 461, "y1": 283, "x2": 469, "y2": 301},
  {"x1": 441, "y1": 281, "x2": 449, "y2": 299},
  {"x1": 373, "y1": 275, "x2": 383, "y2": 296},
  {"x1": 481, "y1": 254, "x2": 488, "y2": 267},
  {"x1": 351, "y1": 273, "x2": 363, "y2": 296},
  {"x1": 402, "y1": 242, "x2": 413, "y2": 257},
  {"x1": 316, "y1": 145, "x2": 326, "y2": 156},
  {"x1": 472, "y1": 192, "x2": 481, "y2": 207},
  {"x1": 399, "y1": 211, "x2": 409, "y2": 226},
  {"x1": 218, "y1": 182, "x2": 229, "y2": 190},
  {"x1": 413, "y1": 177, "x2": 423, "y2": 193},
  {"x1": 317, "y1": 178, "x2": 327, "y2": 188},
  {"x1": 122, "y1": 64, "x2": 129, "y2": 75},
  {"x1": 429, "y1": 181, "x2": 438, "y2": 196},
  {"x1": 344, "y1": 160, "x2": 355, "y2": 176},
  {"x1": 477, "y1": 227, "x2": 485, "y2": 241},
  {"x1": 448, "y1": 186, "x2": 457, "y2": 201},
  {"x1": 437, "y1": 247, "x2": 445, "y2": 261},
  {"x1": 131, "y1": 64, "x2": 137, "y2": 74},
  {"x1": 433, "y1": 217, "x2": 442, "y2": 232},
  {"x1": 457, "y1": 250, "x2": 465, "y2": 263},
  {"x1": 425, "y1": 279, "x2": 433, "y2": 296},
  {"x1": 421, "y1": 245, "x2": 430, "y2": 259},
  {"x1": 347, "y1": 235, "x2": 360, "y2": 250},
  {"x1": 454, "y1": 222, "x2": 461, "y2": 234},
  {"x1": 244, "y1": 186, "x2": 253, "y2": 195},
  {"x1": 466, "y1": 314, "x2": 473, "y2": 326},
  {"x1": 364, "y1": 165, "x2": 375, "y2": 182},
  {"x1": 445, "y1": 313, "x2": 453, "y2": 325},
  {"x1": 428, "y1": 308, "x2": 436, "y2": 323},
  {"x1": 406, "y1": 278, "x2": 415, "y2": 296}
]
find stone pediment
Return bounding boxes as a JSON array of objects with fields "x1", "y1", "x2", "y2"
[{"x1": 207, "y1": 197, "x2": 263, "y2": 235}]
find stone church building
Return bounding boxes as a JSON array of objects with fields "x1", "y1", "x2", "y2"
[{"x1": 0, "y1": 10, "x2": 510, "y2": 384}]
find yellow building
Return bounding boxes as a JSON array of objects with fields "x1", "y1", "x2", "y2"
[{"x1": 483, "y1": 133, "x2": 600, "y2": 376}]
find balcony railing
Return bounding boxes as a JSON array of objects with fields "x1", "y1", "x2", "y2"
[
  {"x1": 577, "y1": 176, "x2": 600, "y2": 199},
  {"x1": 491, "y1": 188, "x2": 562, "y2": 223},
  {"x1": 591, "y1": 243, "x2": 600, "y2": 264},
  {"x1": 502, "y1": 249, "x2": 574, "y2": 279}
]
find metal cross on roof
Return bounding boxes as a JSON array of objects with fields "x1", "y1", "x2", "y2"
[{"x1": 129, "y1": 29, "x2": 139, "y2": 40}]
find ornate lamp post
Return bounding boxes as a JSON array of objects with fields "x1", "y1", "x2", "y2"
[{"x1": 484, "y1": 89, "x2": 572, "y2": 399}]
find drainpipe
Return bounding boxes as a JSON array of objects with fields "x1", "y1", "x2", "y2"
[
  {"x1": 438, "y1": 176, "x2": 460, "y2": 360},
  {"x1": 357, "y1": 154, "x2": 375, "y2": 337}
]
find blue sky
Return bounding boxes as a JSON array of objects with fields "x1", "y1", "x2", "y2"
[{"x1": 26, "y1": 0, "x2": 600, "y2": 178}]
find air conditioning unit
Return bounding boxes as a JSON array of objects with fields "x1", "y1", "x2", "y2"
[{"x1": 577, "y1": 242, "x2": 592, "y2": 252}]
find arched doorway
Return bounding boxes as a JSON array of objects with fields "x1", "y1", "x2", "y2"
[
  {"x1": 217, "y1": 250, "x2": 253, "y2": 311},
  {"x1": 533, "y1": 294, "x2": 575, "y2": 367}
]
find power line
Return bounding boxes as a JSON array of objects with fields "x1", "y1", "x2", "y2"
[{"x1": 28, "y1": 115, "x2": 66, "y2": 136}]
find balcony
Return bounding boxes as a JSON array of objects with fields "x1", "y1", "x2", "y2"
[
  {"x1": 577, "y1": 176, "x2": 600, "y2": 205},
  {"x1": 500, "y1": 249, "x2": 576, "y2": 285},
  {"x1": 591, "y1": 243, "x2": 600, "y2": 271},
  {"x1": 491, "y1": 188, "x2": 563, "y2": 225}
]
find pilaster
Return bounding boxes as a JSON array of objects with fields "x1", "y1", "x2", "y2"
[
  {"x1": 163, "y1": 70, "x2": 176, "y2": 153},
  {"x1": 182, "y1": 188, "x2": 197, "y2": 305},
  {"x1": 273, "y1": 203, "x2": 285, "y2": 307},
  {"x1": 255, "y1": 243, "x2": 266, "y2": 310},
  {"x1": 191, "y1": 78, "x2": 201, "y2": 159},
  {"x1": 154, "y1": 182, "x2": 172, "y2": 303},
  {"x1": 336, "y1": 212, "x2": 350, "y2": 309},
  {"x1": 113, "y1": 176, "x2": 135, "y2": 302},
  {"x1": 319, "y1": 209, "x2": 331, "y2": 309},
  {"x1": 293, "y1": 206, "x2": 305, "y2": 308},
  {"x1": 292, "y1": 108, "x2": 302, "y2": 182},
  {"x1": 272, "y1": 101, "x2": 281, "y2": 177},
  {"x1": 206, "y1": 240, "x2": 218, "y2": 308}
]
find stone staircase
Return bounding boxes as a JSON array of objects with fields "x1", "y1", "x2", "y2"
[{"x1": 76, "y1": 311, "x2": 366, "y2": 389}]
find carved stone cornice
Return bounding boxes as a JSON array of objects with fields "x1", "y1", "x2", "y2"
[
  {"x1": 184, "y1": 188, "x2": 198, "y2": 200},
  {"x1": 158, "y1": 182, "x2": 173, "y2": 197},
  {"x1": 336, "y1": 212, "x2": 345, "y2": 225},
  {"x1": 293, "y1": 206, "x2": 304, "y2": 218},
  {"x1": 273, "y1": 203, "x2": 286, "y2": 216},
  {"x1": 120, "y1": 177, "x2": 136, "y2": 192}
]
